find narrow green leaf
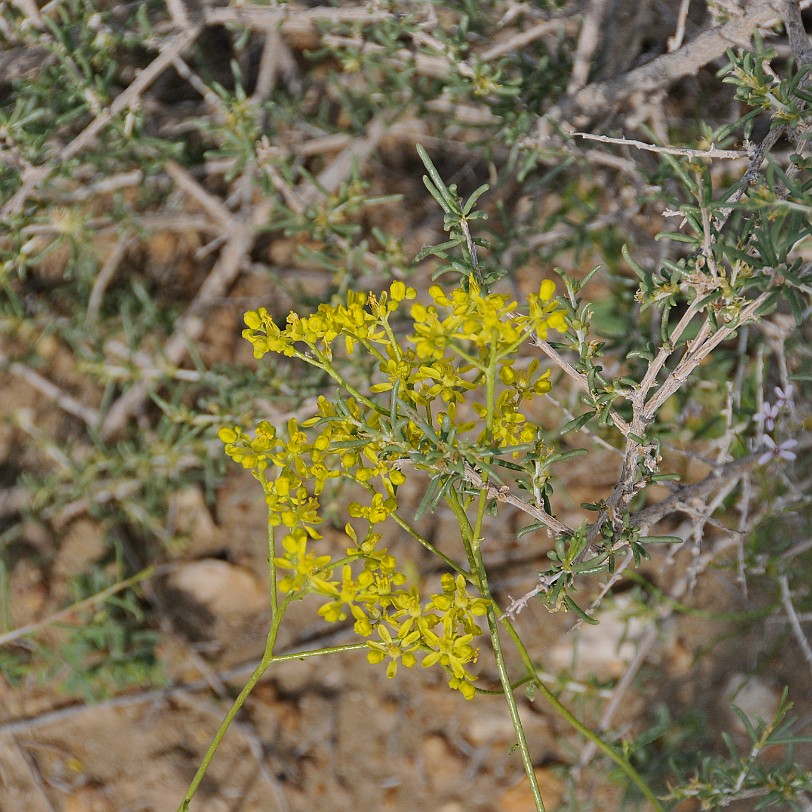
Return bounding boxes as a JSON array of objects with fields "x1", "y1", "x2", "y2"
[
  {"x1": 638, "y1": 535, "x2": 683, "y2": 544},
  {"x1": 415, "y1": 237, "x2": 464, "y2": 262},
  {"x1": 544, "y1": 449, "x2": 590, "y2": 467},
  {"x1": 560, "y1": 411, "x2": 596, "y2": 435},
  {"x1": 563, "y1": 595, "x2": 599, "y2": 624},
  {"x1": 422, "y1": 176, "x2": 454, "y2": 214},
  {"x1": 416, "y1": 144, "x2": 457, "y2": 212},
  {"x1": 462, "y1": 183, "x2": 489, "y2": 215},
  {"x1": 415, "y1": 475, "x2": 442, "y2": 521},
  {"x1": 517, "y1": 520, "x2": 548, "y2": 538}
]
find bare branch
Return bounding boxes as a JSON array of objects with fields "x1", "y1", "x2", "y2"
[
  {"x1": 463, "y1": 463, "x2": 572, "y2": 536},
  {"x1": 0, "y1": 353, "x2": 100, "y2": 427},
  {"x1": 535, "y1": 0, "x2": 788, "y2": 133},
  {"x1": 574, "y1": 131, "x2": 747, "y2": 160},
  {"x1": 784, "y1": 0, "x2": 812, "y2": 67},
  {"x1": 779, "y1": 574, "x2": 812, "y2": 677}
]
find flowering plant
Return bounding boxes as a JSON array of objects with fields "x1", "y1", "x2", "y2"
[
  {"x1": 178, "y1": 148, "x2": 668, "y2": 812},
  {"x1": 178, "y1": 24, "x2": 811, "y2": 810}
]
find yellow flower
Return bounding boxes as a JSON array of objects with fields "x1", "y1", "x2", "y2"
[{"x1": 366, "y1": 623, "x2": 420, "y2": 678}]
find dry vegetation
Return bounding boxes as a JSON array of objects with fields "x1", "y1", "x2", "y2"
[{"x1": 0, "y1": 2, "x2": 811, "y2": 811}]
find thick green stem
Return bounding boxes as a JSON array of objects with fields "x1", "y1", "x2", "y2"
[
  {"x1": 268, "y1": 519, "x2": 278, "y2": 617},
  {"x1": 446, "y1": 329, "x2": 546, "y2": 812},
  {"x1": 178, "y1": 631, "x2": 366, "y2": 812},
  {"x1": 273, "y1": 642, "x2": 366, "y2": 663},
  {"x1": 485, "y1": 334, "x2": 497, "y2": 440}
]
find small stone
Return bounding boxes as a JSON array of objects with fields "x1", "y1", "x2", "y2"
[
  {"x1": 420, "y1": 734, "x2": 465, "y2": 793},
  {"x1": 498, "y1": 768, "x2": 565, "y2": 812},
  {"x1": 169, "y1": 559, "x2": 267, "y2": 616},
  {"x1": 169, "y1": 486, "x2": 218, "y2": 548},
  {"x1": 466, "y1": 712, "x2": 516, "y2": 745},
  {"x1": 723, "y1": 673, "x2": 780, "y2": 733}
]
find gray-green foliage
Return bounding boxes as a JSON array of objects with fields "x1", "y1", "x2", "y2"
[{"x1": 0, "y1": 1, "x2": 810, "y2": 810}]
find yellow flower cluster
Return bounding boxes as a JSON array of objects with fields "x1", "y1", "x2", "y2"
[
  {"x1": 410, "y1": 278, "x2": 563, "y2": 361},
  {"x1": 240, "y1": 277, "x2": 564, "y2": 454},
  {"x1": 242, "y1": 281, "x2": 416, "y2": 360},
  {"x1": 220, "y1": 276, "x2": 566, "y2": 697},
  {"x1": 218, "y1": 408, "x2": 490, "y2": 698}
]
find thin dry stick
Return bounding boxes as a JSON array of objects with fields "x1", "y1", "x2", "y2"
[
  {"x1": 480, "y1": 18, "x2": 567, "y2": 62},
  {"x1": 204, "y1": 4, "x2": 392, "y2": 33},
  {"x1": 574, "y1": 625, "x2": 659, "y2": 774},
  {"x1": 1, "y1": 355, "x2": 100, "y2": 427},
  {"x1": 321, "y1": 34, "x2": 458, "y2": 80},
  {"x1": 258, "y1": 135, "x2": 391, "y2": 278},
  {"x1": 59, "y1": 169, "x2": 144, "y2": 202},
  {"x1": 463, "y1": 463, "x2": 572, "y2": 536},
  {"x1": 164, "y1": 161, "x2": 237, "y2": 230},
  {"x1": 784, "y1": 0, "x2": 812, "y2": 67},
  {"x1": 634, "y1": 459, "x2": 755, "y2": 530},
  {"x1": 165, "y1": 0, "x2": 191, "y2": 29},
  {"x1": 101, "y1": 109, "x2": 390, "y2": 439},
  {"x1": 300, "y1": 117, "x2": 388, "y2": 206},
  {"x1": 0, "y1": 565, "x2": 169, "y2": 648},
  {"x1": 584, "y1": 295, "x2": 766, "y2": 544},
  {"x1": 668, "y1": 0, "x2": 692, "y2": 52},
  {"x1": 779, "y1": 574, "x2": 812, "y2": 677},
  {"x1": 574, "y1": 131, "x2": 747, "y2": 160},
  {"x1": 576, "y1": 531, "x2": 746, "y2": 773},
  {"x1": 535, "y1": 0, "x2": 792, "y2": 134},
  {"x1": 10, "y1": 0, "x2": 44, "y2": 28},
  {"x1": 531, "y1": 336, "x2": 631, "y2": 436},
  {"x1": 86, "y1": 230, "x2": 133, "y2": 325},
  {"x1": 638, "y1": 298, "x2": 706, "y2": 401},
  {"x1": 1, "y1": 27, "x2": 201, "y2": 216},
  {"x1": 567, "y1": 0, "x2": 609, "y2": 94},
  {"x1": 58, "y1": 27, "x2": 200, "y2": 163},
  {"x1": 99, "y1": 197, "x2": 269, "y2": 440},
  {"x1": 644, "y1": 290, "x2": 774, "y2": 417},
  {"x1": 251, "y1": 30, "x2": 298, "y2": 104}
]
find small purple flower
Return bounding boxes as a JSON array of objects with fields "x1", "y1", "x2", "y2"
[
  {"x1": 753, "y1": 402, "x2": 779, "y2": 432},
  {"x1": 758, "y1": 436, "x2": 798, "y2": 465},
  {"x1": 774, "y1": 384, "x2": 794, "y2": 410}
]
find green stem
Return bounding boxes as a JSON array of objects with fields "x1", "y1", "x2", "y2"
[
  {"x1": 500, "y1": 615, "x2": 665, "y2": 812},
  {"x1": 478, "y1": 559, "x2": 546, "y2": 812},
  {"x1": 309, "y1": 348, "x2": 385, "y2": 415},
  {"x1": 268, "y1": 517, "x2": 278, "y2": 617},
  {"x1": 444, "y1": 485, "x2": 477, "y2": 575},
  {"x1": 272, "y1": 642, "x2": 367, "y2": 662},
  {"x1": 177, "y1": 593, "x2": 291, "y2": 811},
  {"x1": 448, "y1": 327, "x2": 545, "y2": 812},
  {"x1": 389, "y1": 508, "x2": 469, "y2": 577},
  {"x1": 485, "y1": 333, "x2": 497, "y2": 440},
  {"x1": 471, "y1": 486, "x2": 488, "y2": 556},
  {"x1": 379, "y1": 314, "x2": 402, "y2": 363}
]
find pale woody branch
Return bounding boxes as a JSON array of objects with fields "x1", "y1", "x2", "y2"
[{"x1": 463, "y1": 463, "x2": 572, "y2": 537}]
